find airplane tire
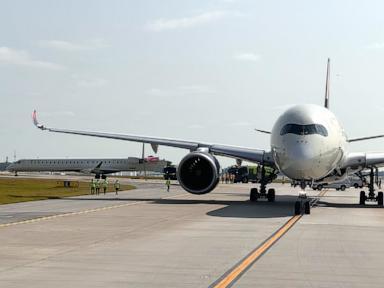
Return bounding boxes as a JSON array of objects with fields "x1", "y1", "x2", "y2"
[
  {"x1": 359, "y1": 191, "x2": 366, "y2": 205},
  {"x1": 250, "y1": 188, "x2": 258, "y2": 202},
  {"x1": 378, "y1": 192, "x2": 383, "y2": 206},
  {"x1": 304, "y1": 201, "x2": 310, "y2": 214},
  {"x1": 294, "y1": 201, "x2": 301, "y2": 215},
  {"x1": 267, "y1": 188, "x2": 275, "y2": 202}
]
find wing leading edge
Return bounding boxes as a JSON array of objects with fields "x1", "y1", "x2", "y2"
[{"x1": 32, "y1": 110, "x2": 273, "y2": 165}]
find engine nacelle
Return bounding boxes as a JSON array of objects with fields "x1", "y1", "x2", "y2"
[{"x1": 177, "y1": 152, "x2": 220, "y2": 194}]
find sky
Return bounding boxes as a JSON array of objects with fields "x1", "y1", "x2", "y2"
[{"x1": 2, "y1": 0, "x2": 384, "y2": 167}]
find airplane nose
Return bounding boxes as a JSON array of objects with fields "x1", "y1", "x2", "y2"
[
  {"x1": 289, "y1": 145, "x2": 314, "y2": 170},
  {"x1": 278, "y1": 142, "x2": 319, "y2": 179}
]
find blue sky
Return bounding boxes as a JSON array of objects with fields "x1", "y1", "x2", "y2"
[{"x1": 2, "y1": 0, "x2": 384, "y2": 166}]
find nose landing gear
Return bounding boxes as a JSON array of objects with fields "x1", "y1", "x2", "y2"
[{"x1": 294, "y1": 181, "x2": 311, "y2": 215}]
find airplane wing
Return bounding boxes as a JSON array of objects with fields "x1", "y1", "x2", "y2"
[
  {"x1": 32, "y1": 110, "x2": 274, "y2": 165},
  {"x1": 341, "y1": 152, "x2": 384, "y2": 169},
  {"x1": 348, "y1": 135, "x2": 384, "y2": 142}
]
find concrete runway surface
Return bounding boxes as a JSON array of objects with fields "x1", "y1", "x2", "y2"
[{"x1": 0, "y1": 176, "x2": 384, "y2": 287}]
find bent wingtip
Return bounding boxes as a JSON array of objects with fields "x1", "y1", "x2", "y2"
[{"x1": 32, "y1": 110, "x2": 45, "y2": 130}]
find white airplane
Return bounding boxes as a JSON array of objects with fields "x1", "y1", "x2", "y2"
[
  {"x1": 32, "y1": 59, "x2": 384, "y2": 215},
  {"x1": 7, "y1": 157, "x2": 169, "y2": 178}
]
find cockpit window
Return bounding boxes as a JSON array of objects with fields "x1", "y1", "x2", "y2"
[{"x1": 280, "y1": 124, "x2": 328, "y2": 137}]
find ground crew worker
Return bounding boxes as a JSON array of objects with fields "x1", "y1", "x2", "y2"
[
  {"x1": 95, "y1": 179, "x2": 100, "y2": 195},
  {"x1": 166, "y1": 178, "x2": 171, "y2": 192},
  {"x1": 90, "y1": 179, "x2": 95, "y2": 195},
  {"x1": 114, "y1": 180, "x2": 120, "y2": 195},
  {"x1": 102, "y1": 179, "x2": 108, "y2": 194}
]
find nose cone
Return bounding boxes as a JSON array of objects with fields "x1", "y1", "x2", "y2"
[
  {"x1": 282, "y1": 144, "x2": 316, "y2": 178},
  {"x1": 275, "y1": 141, "x2": 329, "y2": 180}
]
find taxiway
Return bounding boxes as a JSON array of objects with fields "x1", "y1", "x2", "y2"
[{"x1": 0, "y1": 177, "x2": 383, "y2": 287}]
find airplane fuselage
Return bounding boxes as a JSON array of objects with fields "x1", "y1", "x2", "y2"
[
  {"x1": 271, "y1": 104, "x2": 348, "y2": 181},
  {"x1": 7, "y1": 157, "x2": 168, "y2": 175}
]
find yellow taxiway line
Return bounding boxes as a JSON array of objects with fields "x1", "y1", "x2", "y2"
[
  {"x1": 212, "y1": 190, "x2": 328, "y2": 288},
  {"x1": 211, "y1": 214, "x2": 301, "y2": 288}
]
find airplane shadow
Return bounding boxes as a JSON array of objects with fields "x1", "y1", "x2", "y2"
[
  {"x1": 205, "y1": 199, "x2": 297, "y2": 218},
  {"x1": 59, "y1": 195, "x2": 299, "y2": 218},
  {"x1": 316, "y1": 200, "x2": 384, "y2": 209}
]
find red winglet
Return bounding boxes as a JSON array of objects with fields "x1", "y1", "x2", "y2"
[
  {"x1": 32, "y1": 110, "x2": 38, "y2": 126},
  {"x1": 32, "y1": 110, "x2": 45, "y2": 130}
]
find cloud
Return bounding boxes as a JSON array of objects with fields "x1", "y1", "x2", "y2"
[
  {"x1": 40, "y1": 111, "x2": 75, "y2": 117},
  {"x1": 228, "y1": 121, "x2": 252, "y2": 127},
  {"x1": 269, "y1": 104, "x2": 295, "y2": 111},
  {"x1": 146, "y1": 85, "x2": 216, "y2": 97},
  {"x1": 71, "y1": 74, "x2": 108, "y2": 88},
  {"x1": 39, "y1": 39, "x2": 109, "y2": 51},
  {"x1": 0, "y1": 47, "x2": 65, "y2": 70},
  {"x1": 187, "y1": 124, "x2": 204, "y2": 129},
  {"x1": 365, "y1": 42, "x2": 384, "y2": 49},
  {"x1": 147, "y1": 11, "x2": 239, "y2": 31},
  {"x1": 234, "y1": 52, "x2": 261, "y2": 62},
  {"x1": 77, "y1": 78, "x2": 108, "y2": 88}
]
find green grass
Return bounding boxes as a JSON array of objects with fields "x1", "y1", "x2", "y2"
[{"x1": 0, "y1": 178, "x2": 135, "y2": 205}]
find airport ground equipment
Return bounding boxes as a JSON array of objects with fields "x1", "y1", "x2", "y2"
[
  {"x1": 224, "y1": 165, "x2": 275, "y2": 184},
  {"x1": 163, "y1": 165, "x2": 177, "y2": 180},
  {"x1": 312, "y1": 176, "x2": 364, "y2": 191}
]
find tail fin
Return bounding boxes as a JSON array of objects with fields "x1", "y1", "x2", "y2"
[{"x1": 324, "y1": 58, "x2": 330, "y2": 109}]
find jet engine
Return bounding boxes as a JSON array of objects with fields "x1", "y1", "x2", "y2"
[{"x1": 177, "y1": 151, "x2": 220, "y2": 194}]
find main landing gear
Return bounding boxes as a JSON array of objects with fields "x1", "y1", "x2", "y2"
[
  {"x1": 249, "y1": 166, "x2": 276, "y2": 203},
  {"x1": 359, "y1": 167, "x2": 383, "y2": 206},
  {"x1": 294, "y1": 181, "x2": 311, "y2": 215},
  {"x1": 250, "y1": 187, "x2": 276, "y2": 202}
]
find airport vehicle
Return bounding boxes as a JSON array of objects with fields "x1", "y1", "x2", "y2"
[
  {"x1": 226, "y1": 166, "x2": 254, "y2": 183},
  {"x1": 32, "y1": 59, "x2": 384, "y2": 215},
  {"x1": 163, "y1": 165, "x2": 177, "y2": 180},
  {"x1": 312, "y1": 177, "x2": 365, "y2": 191},
  {"x1": 225, "y1": 165, "x2": 275, "y2": 183},
  {"x1": 7, "y1": 157, "x2": 168, "y2": 179}
]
